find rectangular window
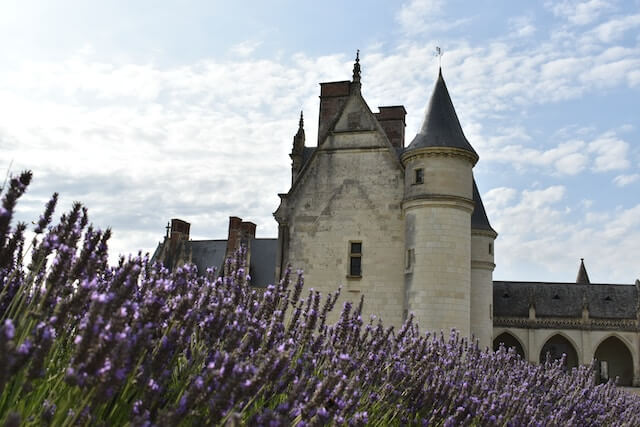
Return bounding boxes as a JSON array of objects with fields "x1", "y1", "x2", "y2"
[
  {"x1": 349, "y1": 241, "x2": 362, "y2": 277},
  {"x1": 415, "y1": 168, "x2": 424, "y2": 184},
  {"x1": 489, "y1": 243, "x2": 493, "y2": 255}
]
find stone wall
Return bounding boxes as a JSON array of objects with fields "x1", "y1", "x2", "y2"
[
  {"x1": 282, "y1": 134, "x2": 406, "y2": 327},
  {"x1": 471, "y1": 231, "x2": 496, "y2": 349}
]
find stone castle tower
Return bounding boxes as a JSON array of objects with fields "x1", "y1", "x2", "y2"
[
  {"x1": 274, "y1": 54, "x2": 497, "y2": 347},
  {"x1": 401, "y1": 69, "x2": 496, "y2": 343},
  {"x1": 153, "y1": 53, "x2": 640, "y2": 383}
]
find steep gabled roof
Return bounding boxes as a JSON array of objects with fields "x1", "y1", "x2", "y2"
[
  {"x1": 471, "y1": 178, "x2": 496, "y2": 234},
  {"x1": 407, "y1": 69, "x2": 478, "y2": 158}
]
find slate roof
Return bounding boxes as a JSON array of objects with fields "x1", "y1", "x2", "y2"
[
  {"x1": 185, "y1": 238, "x2": 278, "y2": 288},
  {"x1": 186, "y1": 240, "x2": 227, "y2": 275},
  {"x1": 248, "y1": 238, "x2": 278, "y2": 288},
  {"x1": 406, "y1": 69, "x2": 478, "y2": 157},
  {"x1": 471, "y1": 179, "x2": 495, "y2": 233},
  {"x1": 493, "y1": 281, "x2": 638, "y2": 319}
]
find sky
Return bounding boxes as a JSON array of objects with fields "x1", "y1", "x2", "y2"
[{"x1": 1, "y1": 0, "x2": 639, "y2": 284}]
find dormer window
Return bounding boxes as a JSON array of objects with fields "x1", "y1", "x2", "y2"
[{"x1": 415, "y1": 168, "x2": 424, "y2": 184}]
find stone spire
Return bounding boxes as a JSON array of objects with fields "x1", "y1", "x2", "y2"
[
  {"x1": 290, "y1": 111, "x2": 305, "y2": 184},
  {"x1": 351, "y1": 49, "x2": 361, "y2": 93},
  {"x1": 576, "y1": 258, "x2": 591, "y2": 284},
  {"x1": 407, "y1": 69, "x2": 478, "y2": 160},
  {"x1": 295, "y1": 111, "x2": 304, "y2": 142}
]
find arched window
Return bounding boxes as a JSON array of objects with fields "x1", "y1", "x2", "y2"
[
  {"x1": 539, "y1": 334, "x2": 579, "y2": 368},
  {"x1": 493, "y1": 332, "x2": 525, "y2": 359},
  {"x1": 594, "y1": 336, "x2": 634, "y2": 386}
]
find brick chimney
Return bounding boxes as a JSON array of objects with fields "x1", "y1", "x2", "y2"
[
  {"x1": 375, "y1": 106, "x2": 407, "y2": 148},
  {"x1": 170, "y1": 218, "x2": 190, "y2": 241},
  {"x1": 318, "y1": 81, "x2": 351, "y2": 144},
  {"x1": 225, "y1": 217, "x2": 257, "y2": 270}
]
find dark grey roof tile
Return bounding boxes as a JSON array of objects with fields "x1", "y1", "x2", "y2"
[{"x1": 407, "y1": 69, "x2": 478, "y2": 157}]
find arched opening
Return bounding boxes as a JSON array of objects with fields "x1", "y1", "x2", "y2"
[
  {"x1": 493, "y1": 332, "x2": 525, "y2": 359},
  {"x1": 594, "y1": 336, "x2": 634, "y2": 386},
  {"x1": 539, "y1": 334, "x2": 579, "y2": 369}
]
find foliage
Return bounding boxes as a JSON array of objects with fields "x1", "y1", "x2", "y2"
[{"x1": 1, "y1": 170, "x2": 640, "y2": 426}]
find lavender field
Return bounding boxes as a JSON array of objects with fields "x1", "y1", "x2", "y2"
[{"x1": 1, "y1": 171, "x2": 640, "y2": 426}]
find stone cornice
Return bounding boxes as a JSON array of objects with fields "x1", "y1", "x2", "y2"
[
  {"x1": 400, "y1": 146, "x2": 478, "y2": 166},
  {"x1": 494, "y1": 316, "x2": 639, "y2": 331},
  {"x1": 471, "y1": 260, "x2": 496, "y2": 271},
  {"x1": 471, "y1": 228, "x2": 498, "y2": 239},
  {"x1": 403, "y1": 194, "x2": 474, "y2": 213},
  {"x1": 317, "y1": 146, "x2": 390, "y2": 154}
]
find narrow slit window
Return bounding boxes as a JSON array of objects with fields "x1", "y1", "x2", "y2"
[
  {"x1": 349, "y1": 241, "x2": 362, "y2": 277},
  {"x1": 415, "y1": 168, "x2": 424, "y2": 184},
  {"x1": 488, "y1": 243, "x2": 493, "y2": 255},
  {"x1": 406, "y1": 248, "x2": 414, "y2": 270}
]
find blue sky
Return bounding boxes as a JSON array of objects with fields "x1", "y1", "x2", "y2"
[{"x1": 2, "y1": 0, "x2": 639, "y2": 284}]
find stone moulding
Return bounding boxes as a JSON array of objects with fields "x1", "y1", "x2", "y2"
[
  {"x1": 471, "y1": 260, "x2": 496, "y2": 271},
  {"x1": 402, "y1": 194, "x2": 474, "y2": 213},
  {"x1": 494, "y1": 316, "x2": 639, "y2": 331},
  {"x1": 472, "y1": 228, "x2": 498, "y2": 239},
  {"x1": 400, "y1": 146, "x2": 479, "y2": 165}
]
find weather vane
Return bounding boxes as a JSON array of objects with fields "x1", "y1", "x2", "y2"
[{"x1": 435, "y1": 46, "x2": 443, "y2": 68}]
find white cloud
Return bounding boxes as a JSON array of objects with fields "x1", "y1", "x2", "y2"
[
  {"x1": 588, "y1": 133, "x2": 630, "y2": 171},
  {"x1": 396, "y1": 0, "x2": 469, "y2": 36},
  {"x1": 486, "y1": 183, "x2": 640, "y2": 282},
  {"x1": 590, "y1": 14, "x2": 640, "y2": 43},
  {"x1": 229, "y1": 40, "x2": 263, "y2": 57},
  {"x1": 3, "y1": 0, "x2": 640, "y2": 283},
  {"x1": 546, "y1": 0, "x2": 615, "y2": 25},
  {"x1": 509, "y1": 15, "x2": 537, "y2": 38},
  {"x1": 1, "y1": 53, "x2": 363, "y2": 262},
  {"x1": 613, "y1": 173, "x2": 640, "y2": 186},
  {"x1": 476, "y1": 133, "x2": 589, "y2": 176}
]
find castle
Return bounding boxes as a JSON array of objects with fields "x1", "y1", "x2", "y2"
[{"x1": 153, "y1": 54, "x2": 640, "y2": 387}]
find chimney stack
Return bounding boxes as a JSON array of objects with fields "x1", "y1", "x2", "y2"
[
  {"x1": 317, "y1": 81, "x2": 351, "y2": 144},
  {"x1": 225, "y1": 216, "x2": 257, "y2": 270},
  {"x1": 170, "y1": 218, "x2": 190, "y2": 241},
  {"x1": 375, "y1": 106, "x2": 407, "y2": 148}
]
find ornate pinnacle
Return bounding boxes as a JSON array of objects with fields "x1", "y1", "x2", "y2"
[
  {"x1": 298, "y1": 110, "x2": 304, "y2": 130},
  {"x1": 352, "y1": 49, "x2": 361, "y2": 83}
]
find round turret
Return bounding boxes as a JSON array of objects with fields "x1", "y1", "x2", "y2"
[
  {"x1": 401, "y1": 69, "x2": 476, "y2": 338},
  {"x1": 470, "y1": 180, "x2": 497, "y2": 349}
]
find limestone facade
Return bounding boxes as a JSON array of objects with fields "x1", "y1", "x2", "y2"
[
  {"x1": 152, "y1": 54, "x2": 639, "y2": 387},
  {"x1": 274, "y1": 56, "x2": 496, "y2": 345}
]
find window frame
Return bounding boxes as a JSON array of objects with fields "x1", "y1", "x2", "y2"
[{"x1": 348, "y1": 241, "x2": 362, "y2": 278}]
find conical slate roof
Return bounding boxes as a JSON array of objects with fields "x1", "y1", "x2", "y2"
[
  {"x1": 576, "y1": 259, "x2": 591, "y2": 284},
  {"x1": 471, "y1": 179, "x2": 496, "y2": 233},
  {"x1": 408, "y1": 69, "x2": 477, "y2": 157}
]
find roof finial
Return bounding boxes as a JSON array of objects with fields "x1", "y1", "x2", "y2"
[
  {"x1": 435, "y1": 46, "x2": 443, "y2": 69},
  {"x1": 298, "y1": 110, "x2": 304, "y2": 129},
  {"x1": 352, "y1": 49, "x2": 361, "y2": 83}
]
